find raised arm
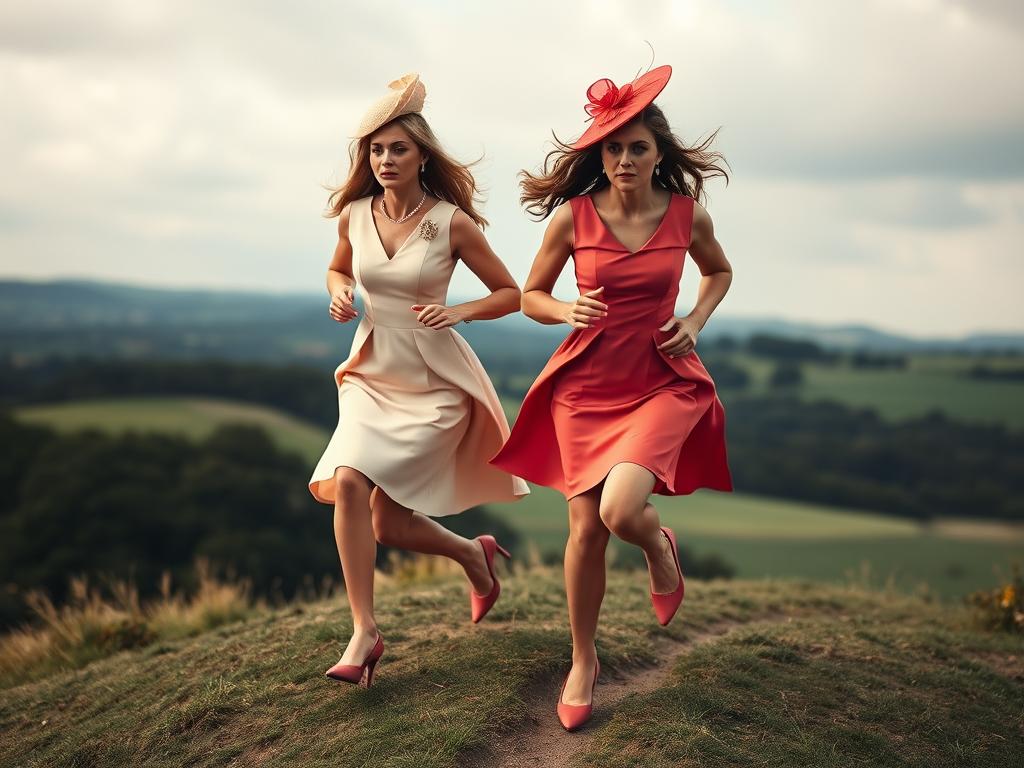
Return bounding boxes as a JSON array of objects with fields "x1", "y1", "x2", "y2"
[{"x1": 521, "y1": 203, "x2": 607, "y2": 328}]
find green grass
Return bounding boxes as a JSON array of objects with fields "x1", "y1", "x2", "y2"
[
  {"x1": 798, "y1": 365, "x2": 1023, "y2": 427},
  {"x1": 580, "y1": 606, "x2": 1023, "y2": 767},
  {"x1": 14, "y1": 396, "x2": 328, "y2": 464},
  {"x1": 730, "y1": 352, "x2": 1024, "y2": 429},
  {"x1": 907, "y1": 353, "x2": 1024, "y2": 374},
  {"x1": 0, "y1": 568, "x2": 1020, "y2": 767},
  {"x1": 497, "y1": 487, "x2": 922, "y2": 545},
  {"x1": 492, "y1": 488, "x2": 1024, "y2": 603},
  {"x1": 13, "y1": 396, "x2": 1023, "y2": 603}
]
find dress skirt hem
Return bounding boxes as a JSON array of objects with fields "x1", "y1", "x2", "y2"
[
  {"x1": 489, "y1": 326, "x2": 734, "y2": 499},
  {"x1": 309, "y1": 322, "x2": 530, "y2": 517}
]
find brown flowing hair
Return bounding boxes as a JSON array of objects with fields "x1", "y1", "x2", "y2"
[
  {"x1": 519, "y1": 103, "x2": 730, "y2": 220},
  {"x1": 325, "y1": 112, "x2": 488, "y2": 227}
]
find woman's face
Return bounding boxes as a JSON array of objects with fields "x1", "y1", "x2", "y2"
[
  {"x1": 368, "y1": 123, "x2": 426, "y2": 189},
  {"x1": 600, "y1": 120, "x2": 663, "y2": 192}
]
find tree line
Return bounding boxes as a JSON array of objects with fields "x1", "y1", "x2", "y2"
[
  {"x1": 0, "y1": 414, "x2": 520, "y2": 630},
  {"x1": 3, "y1": 356, "x2": 1020, "y2": 525}
]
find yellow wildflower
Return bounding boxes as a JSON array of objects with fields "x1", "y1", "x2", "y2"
[{"x1": 1000, "y1": 585, "x2": 1015, "y2": 609}]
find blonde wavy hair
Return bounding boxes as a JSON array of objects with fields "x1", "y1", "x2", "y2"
[{"x1": 325, "y1": 113, "x2": 488, "y2": 227}]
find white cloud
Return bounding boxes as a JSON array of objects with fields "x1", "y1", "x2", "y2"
[{"x1": 0, "y1": 0, "x2": 1021, "y2": 336}]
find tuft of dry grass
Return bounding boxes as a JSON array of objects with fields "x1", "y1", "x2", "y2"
[
  {"x1": 0, "y1": 549, "x2": 544, "y2": 688},
  {"x1": 146, "y1": 559, "x2": 260, "y2": 639},
  {"x1": 0, "y1": 557, "x2": 258, "y2": 687},
  {"x1": 381, "y1": 540, "x2": 550, "y2": 588}
]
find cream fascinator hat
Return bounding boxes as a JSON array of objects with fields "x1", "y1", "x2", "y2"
[{"x1": 353, "y1": 73, "x2": 426, "y2": 138}]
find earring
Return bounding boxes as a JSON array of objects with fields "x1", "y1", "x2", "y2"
[
  {"x1": 420, "y1": 161, "x2": 427, "y2": 172},
  {"x1": 655, "y1": 163, "x2": 661, "y2": 176}
]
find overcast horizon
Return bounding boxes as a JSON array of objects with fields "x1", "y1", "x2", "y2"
[{"x1": 1, "y1": 0, "x2": 1022, "y2": 338}]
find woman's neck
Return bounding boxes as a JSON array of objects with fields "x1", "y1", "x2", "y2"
[
  {"x1": 603, "y1": 183, "x2": 663, "y2": 217},
  {"x1": 381, "y1": 183, "x2": 426, "y2": 219}
]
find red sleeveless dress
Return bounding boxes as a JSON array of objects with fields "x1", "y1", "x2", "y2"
[{"x1": 488, "y1": 192, "x2": 734, "y2": 499}]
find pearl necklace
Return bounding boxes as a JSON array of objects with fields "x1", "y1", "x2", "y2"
[{"x1": 380, "y1": 190, "x2": 427, "y2": 224}]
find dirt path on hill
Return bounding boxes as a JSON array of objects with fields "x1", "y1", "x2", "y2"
[{"x1": 481, "y1": 612, "x2": 793, "y2": 768}]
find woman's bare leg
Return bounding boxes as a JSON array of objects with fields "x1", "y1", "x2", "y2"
[
  {"x1": 370, "y1": 487, "x2": 497, "y2": 596},
  {"x1": 598, "y1": 462, "x2": 680, "y2": 594},
  {"x1": 561, "y1": 483, "x2": 610, "y2": 705},
  {"x1": 333, "y1": 466, "x2": 381, "y2": 665}
]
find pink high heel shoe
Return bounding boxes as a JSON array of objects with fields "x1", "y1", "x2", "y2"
[
  {"x1": 650, "y1": 525, "x2": 685, "y2": 626},
  {"x1": 325, "y1": 632, "x2": 384, "y2": 688},
  {"x1": 469, "y1": 534, "x2": 512, "y2": 624},
  {"x1": 556, "y1": 658, "x2": 600, "y2": 731}
]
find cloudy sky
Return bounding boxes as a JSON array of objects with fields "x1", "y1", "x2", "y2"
[{"x1": 1, "y1": 0, "x2": 1022, "y2": 337}]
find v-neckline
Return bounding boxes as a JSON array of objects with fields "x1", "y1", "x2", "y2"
[
  {"x1": 586, "y1": 192, "x2": 676, "y2": 254},
  {"x1": 369, "y1": 196, "x2": 442, "y2": 262}
]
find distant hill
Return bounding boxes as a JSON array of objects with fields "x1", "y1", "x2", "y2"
[
  {"x1": 1, "y1": 278, "x2": 1021, "y2": 362},
  {"x1": 706, "y1": 314, "x2": 1024, "y2": 353},
  {"x1": 0, "y1": 279, "x2": 559, "y2": 364}
]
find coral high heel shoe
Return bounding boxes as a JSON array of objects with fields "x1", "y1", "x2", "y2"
[
  {"x1": 556, "y1": 659, "x2": 600, "y2": 732},
  {"x1": 325, "y1": 632, "x2": 384, "y2": 688},
  {"x1": 650, "y1": 525, "x2": 685, "y2": 626},
  {"x1": 469, "y1": 534, "x2": 512, "y2": 624}
]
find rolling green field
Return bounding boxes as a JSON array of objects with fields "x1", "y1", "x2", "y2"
[
  {"x1": 490, "y1": 486, "x2": 1024, "y2": 602},
  {"x1": 13, "y1": 395, "x2": 1022, "y2": 603},
  {"x1": 507, "y1": 351, "x2": 1024, "y2": 428},
  {"x1": 729, "y1": 352, "x2": 1024, "y2": 428},
  {"x1": 14, "y1": 396, "x2": 328, "y2": 465}
]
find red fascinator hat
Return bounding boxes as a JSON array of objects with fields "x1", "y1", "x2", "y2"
[{"x1": 570, "y1": 64, "x2": 672, "y2": 150}]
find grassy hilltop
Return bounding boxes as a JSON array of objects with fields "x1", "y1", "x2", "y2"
[{"x1": 1, "y1": 561, "x2": 1021, "y2": 768}]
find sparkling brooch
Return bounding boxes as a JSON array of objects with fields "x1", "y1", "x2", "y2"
[{"x1": 418, "y1": 218, "x2": 439, "y2": 241}]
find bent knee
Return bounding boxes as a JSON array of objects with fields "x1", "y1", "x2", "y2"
[
  {"x1": 333, "y1": 467, "x2": 371, "y2": 502},
  {"x1": 598, "y1": 503, "x2": 640, "y2": 537},
  {"x1": 370, "y1": 506, "x2": 403, "y2": 546}
]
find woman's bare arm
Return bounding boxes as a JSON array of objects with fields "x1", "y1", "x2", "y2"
[
  {"x1": 521, "y1": 203, "x2": 607, "y2": 327},
  {"x1": 411, "y1": 210, "x2": 521, "y2": 328},
  {"x1": 657, "y1": 200, "x2": 733, "y2": 357},
  {"x1": 327, "y1": 204, "x2": 358, "y2": 323},
  {"x1": 684, "y1": 201, "x2": 733, "y2": 331}
]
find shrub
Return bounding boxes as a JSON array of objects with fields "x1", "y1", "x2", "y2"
[{"x1": 965, "y1": 563, "x2": 1024, "y2": 633}]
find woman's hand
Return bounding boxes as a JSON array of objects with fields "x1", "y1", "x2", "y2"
[
  {"x1": 561, "y1": 286, "x2": 607, "y2": 329},
  {"x1": 411, "y1": 303, "x2": 464, "y2": 329},
  {"x1": 657, "y1": 315, "x2": 700, "y2": 358},
  {"x1": 329, "y1": 285, "x2": 357, "y2": 323}
]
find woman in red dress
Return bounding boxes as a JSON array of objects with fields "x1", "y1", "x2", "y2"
[{"x1": 489, "y1": 64, "x2": 734, "y2": 731}]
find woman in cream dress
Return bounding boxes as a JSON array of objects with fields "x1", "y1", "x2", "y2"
[{"x1": 308, "y1": 74, "x2": 529, "y2": 687}]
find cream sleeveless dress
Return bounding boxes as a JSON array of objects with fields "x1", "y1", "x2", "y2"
[{"x1": 308, "y1": 195, "x2": 530, "y2": 516}]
